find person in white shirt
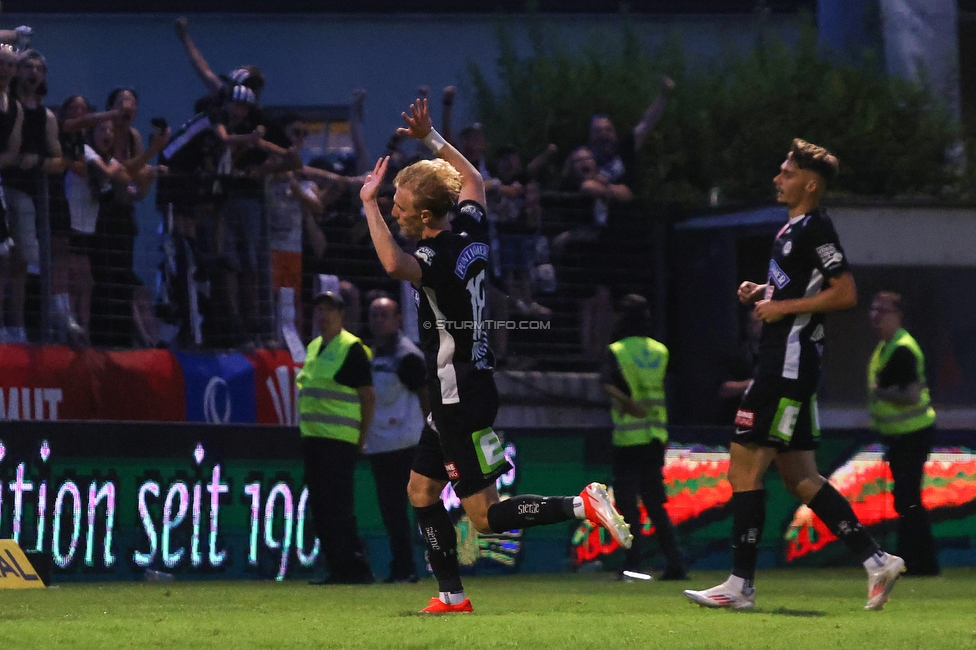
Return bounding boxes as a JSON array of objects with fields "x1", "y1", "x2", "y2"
[{"x1": 363, "y1": 296, "x2": 428, "y2": 583}]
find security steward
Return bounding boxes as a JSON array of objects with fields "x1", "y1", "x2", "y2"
[
  {"x1": 601, "y1": 294, "x2": 687, "y2": 581},
  {"x1": 298, "y1": 290, "x2": 376, "y2": 584},
  {"x1": 868, "y1": 291, "x2": 939, "y2": 576}
]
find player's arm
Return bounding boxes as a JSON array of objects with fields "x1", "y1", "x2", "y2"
[
  {"x1": 174, "y1": 17, "x2": 224, "y2": 95},
  {"x1": 754, "y1": 271, "x2": 856, "y2": 323},
  {"x1": 398, "y1": 97, "x2": 486, "y2": 206},
  {"x1": 360, "y1": 156, "x2": 422, "y2": 284}
]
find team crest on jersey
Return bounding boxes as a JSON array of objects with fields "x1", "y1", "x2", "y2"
[
  {"x1": 816, "y1": 243, "x2": 843, "y2": 270},
  {"x1": 459, "y1": 203, "x2": 483, "y2": 222},
  {"x1": 782, "y1": 241, "x2": 792, "y2": 256},
  {"x1": 455, "y1": 242, "x2": 489, "y2": 278},
  {"x1": 415, "y1": 246, "x2": 436, "y2": 266},
  {"x1": 768, "y1": 259, "x2": 790, "y2": 289}
]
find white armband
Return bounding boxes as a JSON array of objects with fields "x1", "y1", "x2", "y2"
[{"x1": 421, "y1": 129, "x2": 447, "y2": 154}]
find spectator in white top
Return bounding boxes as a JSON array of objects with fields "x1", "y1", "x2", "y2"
[{"x1": 363, "y1": 296, "x2": 428, "y2": 583}]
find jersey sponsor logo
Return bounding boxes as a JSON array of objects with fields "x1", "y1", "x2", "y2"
[
  {"x1": 768, "y1": 259, "x2": 790, "y2": 289},
  {"x1": 459, "y1": 203, "x2": 483, "y2": 222},
  {"x1": 734, "y1": 409, "x2": 755, "y2": 428},
  {"x1": 455, "y1": 242, "x2": 489, "y2": 279},
  {"x1": 473, "y1": 428, "x2": 507, "y2": 474},
  {"x1": 415, "y1": 246, "x2": 435, "y2": 266},
  {"x1": 815, "y1": 243, "x2": 843, "y2": 270},
  {"x1": 445, "y1": 462, "x2": 460, "y2": 480},
  {"x1": 782, "y1": 240, "x2": 792, "y2": 256}
]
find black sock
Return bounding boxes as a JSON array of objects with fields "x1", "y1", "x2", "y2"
[
  {"x1": 413, "y1": 503, "x2": 462, "y2": 593},
  {"x1": 486, "y1": 496, "x2": 576, "y2": 534},
  {"x1": 731, "y1": 489, "x2": 766, "y2": 582},
  {"x1": 807, "y1": 483, "x2": 879, "y2": 562}
]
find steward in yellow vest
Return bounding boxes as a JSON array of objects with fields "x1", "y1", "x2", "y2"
[
  {"x1": 868, "y1": 333, "x2": 935, "y2": 436},
  {"x1": 601, "y1": 294, "x2": 686, "y2": 581},
  {"x1": 298, "y1": 290, "x2": 376, "y2": 584},
  {"x1": 867, "y1": 291, "x2": 939, "y2": 576}
]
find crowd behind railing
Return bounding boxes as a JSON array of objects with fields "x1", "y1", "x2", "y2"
[{"x1": 0, "y1": 20, "x2": 673, "y2": 367}]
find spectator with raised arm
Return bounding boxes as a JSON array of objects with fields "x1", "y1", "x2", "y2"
[
  {"x1": 174, "y1": 16, "x2": 265, "y2": 103},
  {"x1": 50, "y1": 94, "x2": 103, "y2": 345},
  {"x1": 105, "y1": 87, "x2": 169, "y2": 198},
  {"x1": 588, "y1": 74, "x2": 675, "y2": 186},
  {"x1": 0, "y1": 44, "x2": 23, "y2": 343},
  {"x1": 87, "y1": 119, "x2": 140, "y2": 346},
  {"x1": 1, "y1": 50, "x2": 62, "y2": 344},
  {"x1": 489, "y1": 145, "x2": 551, "y2": 319},
  {"x1": 265, "y1": 113, "x2": 319, "y2": 343}
]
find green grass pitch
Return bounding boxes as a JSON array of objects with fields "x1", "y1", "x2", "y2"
[{"x1": 1, "y1": 569, "x2": 974, "y2": 649}]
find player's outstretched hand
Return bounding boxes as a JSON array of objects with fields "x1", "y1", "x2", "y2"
[
  {"x1": 397, "y1": 98, "x2": 433, "y2": 140},
  {"x1": 360, "y1": 156, "x2": 389, "y2": 204}
]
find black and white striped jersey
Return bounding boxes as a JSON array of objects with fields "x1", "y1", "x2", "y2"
[
  {"x1": 413, "y1": 199, "x2": 494, "y2": 405},
  {"x1": 756, "y1": 208, "x2": 850, "y2": 386}
]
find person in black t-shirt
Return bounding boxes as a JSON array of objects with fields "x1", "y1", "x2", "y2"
[
  {"x1": 360, "y1": 97, "x2": 632, "y2": 614},
  {"x1": 684, "y1": 139, "x2": 904, "y2": 612}
]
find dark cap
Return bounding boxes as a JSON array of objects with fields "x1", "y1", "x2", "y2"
[{"x1": 312, "y1": 290, "x2": 346, "y2": 310}]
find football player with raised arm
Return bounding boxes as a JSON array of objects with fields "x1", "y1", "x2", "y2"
[{"x1": 360, "y1": 98, "x2": 632, "y2": 613}]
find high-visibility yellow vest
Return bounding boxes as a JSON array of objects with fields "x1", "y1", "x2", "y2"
[
  {"x1": 296, "y1": 330, "x2": 370, "y2": 443},
  {"x1": 868, "y1": 328, "x2": 936, "y2": 435},
  {"x1": 609, "y1": 336, "x2": 668, "y2": 447}
]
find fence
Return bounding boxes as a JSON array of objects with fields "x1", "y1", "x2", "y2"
[{"x1": 6, "y1": 166, "x2": 664, "y2": 369}]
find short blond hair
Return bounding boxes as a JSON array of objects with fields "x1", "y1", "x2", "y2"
[
  {"x1": 393, "y1": 158, "x2": 462, "y2": 219},
  {"x1": 791, "y1": 138, "x2": 839, "y2": 183}
]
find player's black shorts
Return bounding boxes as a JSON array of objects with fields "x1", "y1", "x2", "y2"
[
  {"x1": 412, "y1": 371, "x2": 513, "y2": 499},
  {"x1": 732, "y1": 375, "x2": 821, "y2": 452}
]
